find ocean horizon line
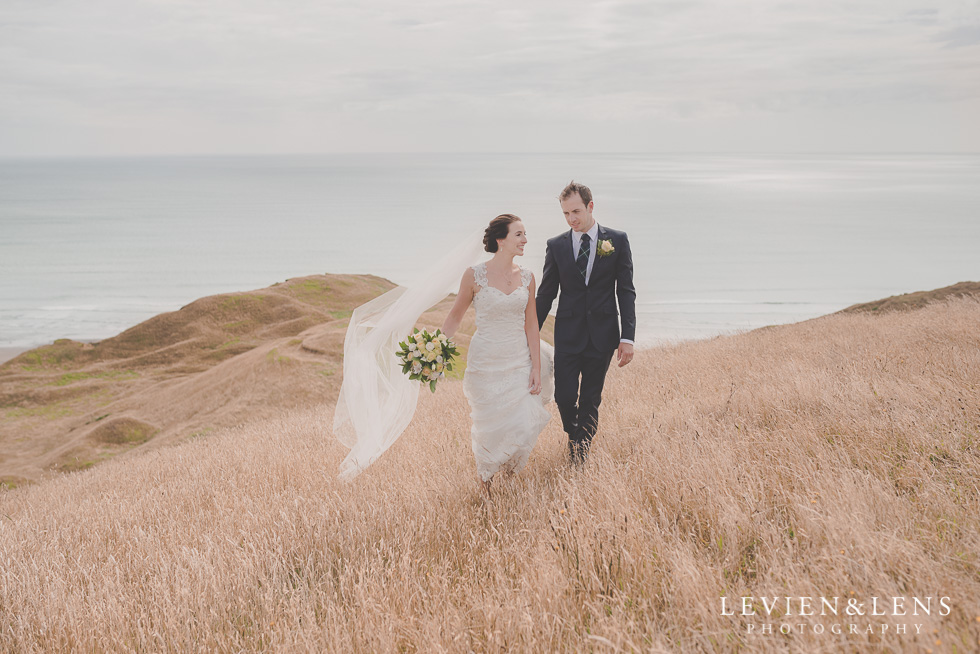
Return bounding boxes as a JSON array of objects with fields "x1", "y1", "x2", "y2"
[
  {"x1": 3, "y1": 152, "x2": 975, "y2": 355},
  {"x1": 2, "y1": 150, "x2": 979, "y2": 161}
]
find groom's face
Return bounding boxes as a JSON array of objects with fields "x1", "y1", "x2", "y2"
[{"x1": 560, "y1": 193, "x2": 595, "y2": 233}]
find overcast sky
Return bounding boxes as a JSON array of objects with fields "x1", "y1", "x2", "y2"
[{"x1": 1, "y1": 0, "x2": 978, "y2": 155}]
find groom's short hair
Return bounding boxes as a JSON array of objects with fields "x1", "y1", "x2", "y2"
[{"x1": 560, "y1": 181, "x2": 592, "y2": 205}]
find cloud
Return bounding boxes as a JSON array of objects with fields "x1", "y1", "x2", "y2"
[
  {"x1": 0, "y1": 0, "x2": 978, "y2": 154},
  {"x1": 936, "y1": 24, "x2": 980, "y2": 47},
  {"x1": 902, "y1": 8, "x2": 939, "y2": 25}
]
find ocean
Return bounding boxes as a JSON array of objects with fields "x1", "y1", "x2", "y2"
[{"x1": 1, "y1": 153, "x2": 978, "y2": 350}]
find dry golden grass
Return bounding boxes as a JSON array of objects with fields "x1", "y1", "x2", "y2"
[{"x1": 1, "y1": 298, "x2": 979, "y2": 652}]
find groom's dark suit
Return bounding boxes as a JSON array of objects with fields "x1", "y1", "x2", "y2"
[{"x1": 536, "y1": 224, "x2": 636, "y2": 459}]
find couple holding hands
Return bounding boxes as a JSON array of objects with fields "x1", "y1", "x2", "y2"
[{"x1": 336, "y1": 181, "x2": 636, "y2": 498}]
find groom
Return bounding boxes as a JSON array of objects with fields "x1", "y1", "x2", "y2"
[{"x1": 537, "y1": 181, "x2": 636, "y2": 463}]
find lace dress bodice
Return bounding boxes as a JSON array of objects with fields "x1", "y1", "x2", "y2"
[{"x1": 471, "y1": 262, "x2": 534, "y2": 343}]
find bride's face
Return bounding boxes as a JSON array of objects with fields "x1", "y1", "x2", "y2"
[{"x1": 497, "y1": 220, "x2": 528, "y2": 257}]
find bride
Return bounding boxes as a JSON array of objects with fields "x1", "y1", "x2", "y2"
[
  {"x1": 333, "y1": 214, "x2": 553, "y2": 498},
  {"x1": 441, "y1": 214, "x2": 553, "y2": 498}
]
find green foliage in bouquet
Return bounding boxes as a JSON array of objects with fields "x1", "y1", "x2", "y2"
[{"x1": 396, "y1": 328, "x2": 460, "y2": 393}]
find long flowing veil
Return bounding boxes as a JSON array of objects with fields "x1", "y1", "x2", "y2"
[{"x1": 333, "y1": 227, "x2": 489, "y2": 480}]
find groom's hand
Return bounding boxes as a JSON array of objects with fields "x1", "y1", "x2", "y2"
[{"x1": 617, "y1": 342, "x2": 634, "y2": 367}]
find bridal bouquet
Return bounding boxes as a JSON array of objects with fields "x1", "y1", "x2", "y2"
[{"x1": 396, "y1": 328, "x2": 459, "y2": 392}]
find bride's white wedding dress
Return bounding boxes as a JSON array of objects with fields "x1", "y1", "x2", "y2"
[{"x1": 463, "y1": 262, "x2": 554, "y2": 481}]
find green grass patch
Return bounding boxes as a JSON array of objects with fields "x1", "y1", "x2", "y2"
[
  {"x1": 51, "y1": 370, "x2": 138, "y2": 386},
  {"x1": 222, "y1": 320, "x2": 252, "y2": 331},
  {"x1": 205, "y1": 340, "x2": 256, "y2": 362},
  {"x1": 6, "y1": 404, "x2": 74, "y2": 420},
  {"x1": 284, "y1": 279, "x2": 343, "y2": 308},
  {"x1": 55, "y1": 451, "x2": 117, "y2": 473},
  {"x1": 266, "y1": 348, "x2": 292, "y2": 364},
  {"x1": 99, "y1": 423, "x2": 156, "y2": 445},
  {"x1": 16, "y1": 340, "x2": 86, "y2": 369},
  {"x1": 87, "y1": 417, "x2": 158, "y2": 446},
  {"x1": 1, "y1": 476, "x2": 30, "y2": 491},
  {"x1": 219, "y1": 295, "x2": 266, "y2": 312}
]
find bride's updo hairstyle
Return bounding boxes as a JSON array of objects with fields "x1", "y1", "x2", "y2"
[{"x1": 483, "y1": 214, "x2": 521, "y2": 253}]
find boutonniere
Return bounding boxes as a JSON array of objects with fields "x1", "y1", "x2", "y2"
[{"x1": 596, "y1": 238, "x2": 615, "y2": 257}]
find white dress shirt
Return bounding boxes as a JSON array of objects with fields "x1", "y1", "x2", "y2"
[{"x1": 571, "y1": 222, "x2": 634, "y2": 346}]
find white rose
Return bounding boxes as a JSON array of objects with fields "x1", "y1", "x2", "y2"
[
  {"x1": 409, "y1": 342, "x2": 417, "y2": 351},
  {"x1": 412, "y1": 362, "x2": 422, "y2": 374},
  {"x1": 426, "y1": 342, "x2": 435, "y2": 351},
  {"x1": 436, "y1": 355, "x2": 443, "y2": 363},
  {"x1": 600, "y1": 240, "x2": 614, "y2": 253}
]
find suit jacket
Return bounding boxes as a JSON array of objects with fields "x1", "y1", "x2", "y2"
[{"x1": 536, "y1": 224, "x2": 636, "y2": 354}]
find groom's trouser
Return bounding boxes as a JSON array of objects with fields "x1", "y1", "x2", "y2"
[{"x1": 554, "y1": 341, "x2": 616, "y2": 455}]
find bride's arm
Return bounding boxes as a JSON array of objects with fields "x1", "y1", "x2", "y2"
[
  {"x1": 441, "y1": 268, "x2": 476, "y2": 338},
  {"x1": 524, "y1": 275, "x2": 542, "y2": 394}
]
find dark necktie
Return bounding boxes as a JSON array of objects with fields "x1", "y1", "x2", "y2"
[{"x1": 576, "y1": 233, "x2": 591, "y2": 280}]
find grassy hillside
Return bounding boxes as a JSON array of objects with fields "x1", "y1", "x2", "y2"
[
  {"x1": 1, "y1": 296, "x2": 977, "y2": 652},
  {"x1": 0, "y1": 273, "x2": 554, "y2": 489},
  {"x1": 0, "y1": 274, "x2": 396, "y2": 486},
  {"x1": 840, "y1": 281, "x2": 980, "y2": 315}
]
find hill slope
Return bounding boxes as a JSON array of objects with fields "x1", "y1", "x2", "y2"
[
  {"x1": 0, "y1": 274, "x2": 395, "y2": 485},
  {"x1": 0, "y1": 273, "x2": 556, "y2": 487},
  {"x1": 0, "y1": 295, "x2": 978, "y2": 652},
  {"x1": 840, "y1": 280, "x2": 980, "y2": 314}
]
